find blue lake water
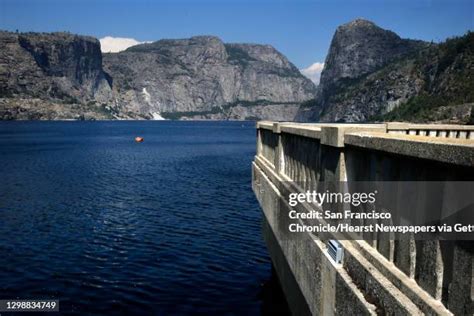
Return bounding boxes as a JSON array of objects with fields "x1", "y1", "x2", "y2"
[{"x1": 0, "y1": 121, "x2": 289, "y2": 315}]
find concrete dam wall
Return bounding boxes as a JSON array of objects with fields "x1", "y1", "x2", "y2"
[{"x1": 252, "y1": 122, "x2": 474, "y2": 315}]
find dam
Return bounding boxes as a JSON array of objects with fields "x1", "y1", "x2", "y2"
[{"x1": 252, "y1": 121, "x2": 474, "y2": 315}]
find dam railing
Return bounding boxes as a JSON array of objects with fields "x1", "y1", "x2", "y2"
[{"x1": 253, "y1": 121, "x2": 474, "y2": 315}]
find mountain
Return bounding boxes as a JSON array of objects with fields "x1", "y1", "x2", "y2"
[
  {"x1": 373, "y1": 32, "x2": 474, "y2": 123},
  {"x1": 102, "y1": 36, "x2": 316, "y2": 120},
  {"x1": 2, "y1": 22, "x2": 471, "y2": 123},
  {"x1": 297, "y1": 19, "x2": 474, "y2": 124},
  {"x1": 0, "y1": 31, "x2": 114, "y2": 119},
  {"x1": 0, "y1": 31, "x2": 316, "y2": 120}
]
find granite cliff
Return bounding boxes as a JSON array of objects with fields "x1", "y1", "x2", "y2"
[
  {"x1": 0, "y1": 31, "x2": 316, "y2": 120},
  {"x1": 0, "y1": 31, "x2": 113, "y2": 119},
  {"x1": 318, "y1": 19, "x2": 426, "y2": 99},
  {"x1": 103, "y1": 36, "x2": 316, "y2": 120},
  {"x1": 2, "y1": 21, "x2": 471, "y2": 123},
  {"x1": 297, "y1": 19, "x2": 474, "y2": 124}
]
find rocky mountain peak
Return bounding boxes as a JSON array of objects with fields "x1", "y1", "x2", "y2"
[
  {"x1": 101, "y1": 34, "x2": 316, "y2": 119},
  {"x1": 339, "y1": 18, "x2": 377, "y2": 29},
  {"x1": 126, "y1": 35, "x2": 224, "y2": 52},
  {"x1": 297, "y1": 21, "x2": 472, "y2": 125},
  {"x1": 225, "y1": 43, "x2": 296, "y2": 69},
  {"x1": 0, "y1": 31, "x2": 111, "y2": 105},
  {"x1": 188, "y1": 35, "x2": 223, "y2": 43},
  {"x1": 122, "y1": 35, "x2": 228, "y2": 64},
  {"x1": 318, "y1": 18, "x2": 427, "y2": 99}
]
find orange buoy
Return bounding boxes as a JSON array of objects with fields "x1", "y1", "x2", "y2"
[{"x1": 135, "y1": 136, "x2": 144, "y2": 143}]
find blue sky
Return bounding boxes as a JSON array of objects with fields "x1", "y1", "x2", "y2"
[{"x1": 0, "y1": 0, "x2": 472, "y2": 70}]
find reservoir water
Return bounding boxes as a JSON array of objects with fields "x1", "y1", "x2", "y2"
[{"x1": 0, "y1": 121, "x2": 289, "y2": 315}]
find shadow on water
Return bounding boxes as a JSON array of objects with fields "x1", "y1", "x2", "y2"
[{"x1": 259, "y1": 266, "x2": 291, "y2": 316}]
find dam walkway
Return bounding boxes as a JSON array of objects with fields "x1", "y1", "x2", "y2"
[{"x1": 252, "y1": 121, "x2": 474, "y2": 315}]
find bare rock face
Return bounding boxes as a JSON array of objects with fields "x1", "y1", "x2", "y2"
[
  {"x1": 318, "y1": 19, "x2": 426, "y2": 100},
  {"x1": 0, "y1": 31, "x2": 112, "y2": 108},
  {"x1": 103, "y1": 36, "x2": 316, "y2": 119},
  {"x1": 296, "y1": 19, "x2": 438, "y2": 123},
  {"x1": 314, "y1": 58, "x2": 426, "y2": 122},
  {"x1": 298, "y1": 19, "x2": 473, "y2": 124},
  {"x1": 0, "y1": 31, "x2": 315, "y2": 120}
]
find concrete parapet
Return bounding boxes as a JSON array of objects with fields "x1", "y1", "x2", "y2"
[
  {"x1": 253, "y1": 160, "x2": 453, "y2": 315},
  {"x1": 253, "y1": 162, "x2": 379, "y2": 316},
  {"x1": 386, "y1": 122, "x2": 474, "y2": 140},
  {"x1": 280, "y1": 124, "x2": 322, "y2": 140},
  {"x1": 386, "y1": 122, "x2": 474, "y2": 131},
  {"x1": 344, "y1": 131, "x2": 474, "y2": 167},
  {"x1": 319, "y1": 125, "x2": 386, "y2": 148},
  {"x1": 447, "y1": 242, "x2": 474, "y2": 315},
  {"x1": 253, "y1": 121, "x2": 473, "y2": 315},
  {"x1": 256, "y1": 121, "x2": 275, "y2": 130}
]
